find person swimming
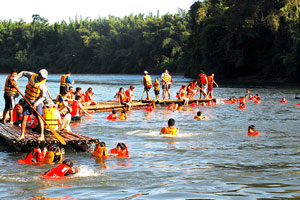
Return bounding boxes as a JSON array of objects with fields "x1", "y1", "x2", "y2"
[
  {"x1": 42, "y1": 159, "x2": 78, "y2": 179},
  {"x1": 248, "y1": 125, "x2": 259, "y2": 136},
  {"x1": 110, "y1": 143, "x2": 129, "y2": 157},
  {"x1": 278, "y1": 97, "x2": 287, "y2": 103},
  {"x1": 194, "y1": 111, "x2": 207, "y2": 120},
  {"x1": 160, "y1": 118, "x2": 178, "y2": 136},
  {"x1": 107, "y1": 110, "x2": 118, "y2": 120}
]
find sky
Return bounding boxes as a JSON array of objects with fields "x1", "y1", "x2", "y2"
[{"x1": 0, "y1": 0, "x2": 196, "y2": 24}]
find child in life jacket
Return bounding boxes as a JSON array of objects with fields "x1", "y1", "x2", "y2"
[
  {"x1": 43, "y1": 144, "x2": 64, "y2": 164},
  {"x1": 107, "y1": 110, "x2": 118, "y2": 120},
  {"x1": 160, "y1": 118, "x2": 178, "y2": 136},
  {"x1": 194, "y1": 111, "x2": 207, "y2": 120},
  {"x1": 119, "y1": 110, "x2": 127, "y2": 120},
  {"x1": 18, "y1": 146, "x2": 47, "y2": 164},
  {"x1": 278, "y1": 97, "x2": 287, "y2": 103},
  {"x1": 145, "y1": 101, "x2": 156, "y2": 112},
  {"x1": 110, "y1": 143, "x2": 129, "y2": 158},
  {"x1": 153, "y1": 78, "x2": 160, "y2": 100},
  {"x1": 93, "y1": 141, "x2": 108, "y2": 158},
  {"x1": 13, "y1": 99, "x2": 24, "y2": 125},
  {"x1": 42, "y1": 159, "x2": 78, "y2": 179},
  {"x1": 70, "y1": 95, "x2": 90, "y2": 116},
  {"x1": 248, "y1": 125, "x2": 259, "y2": 136}
]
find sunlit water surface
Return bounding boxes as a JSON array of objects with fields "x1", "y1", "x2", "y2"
[{"x1": 0, "y1": 74, "x2": 299, "y2": 199}]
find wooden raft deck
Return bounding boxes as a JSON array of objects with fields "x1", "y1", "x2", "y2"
[
  {"x1": 0, "y1": 123, "x2": 98, "y2": 152},
  {"x1": 84, "y1": 98, "x2": 215, "y2": 111}
]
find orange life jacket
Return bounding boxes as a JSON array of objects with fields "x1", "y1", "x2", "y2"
[
  {"x1": 161, "y1": 127, "x2": 178, "y2": 135},
  {"x1": 119, "y1": 113, "x2": 126, "y2": 120},
  {"x1": 154, "y1": 81, "x2": 160, "y2": 91},
  {"x1": 42, "y1": 163, "x2": 74, "y2": 179},
  {"x1": 207, "y1": 76, "x2": 214, "y2": 86},
  {"x1": 176, "y1": 88, "x2": 186, "y2": 98},
  {"x1": 18, "y1": 148, "x2": 45, "y2": 164},
  {"x1": 92, "y1": 144, "x2": 108, "y2": 158},
  {"x1": 13, "y1": 104, "x2": 23, "y2": 123},
  {"x1": 4, "y1": 75, "x2": 18, "y2": 95},
  {"x1": 118, "y1": 91, "x2": 127, "y2": 103},
  {"x1": 107, "y1": 113, "x2": 117, "y2": 120},
  {"x1": 70, "y1": 101, "x2": 81, "y2": 116},
  {"x1": 248, "y1": 130, "x2": 259, "y2": 136},
  {"x1": 60, "y1": 74, "x2": 70, "y2": 87},
  {"x1": 200, "y1": 74, "x2": 207, "y2": 85},
  {"x1": 125, "y1": 89, "x2": 133, "y2": 99},
  {"x1": 278, "y1": 100, "x2": 287, "y2": 103},
  {"x1": 25, "y1": 73, "x2": 46, "y2": 101},
  {"x1": 110, "y1": 146, "x2": 129, "y2": 158}
]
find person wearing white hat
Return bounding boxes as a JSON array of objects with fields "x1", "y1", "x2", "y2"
[
  {"x1": 13, "y1": 69, "x2": 49, "y2": 141},
  {"x1": 142, "y1": 70, "x2": 152, "y2": 100}
]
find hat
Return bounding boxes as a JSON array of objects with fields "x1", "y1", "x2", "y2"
[
  {"x1": 144, "y1": 70, "x2": 148, "y2": 74},
  {"x1": 39, "y1": 69, "x2": 48, "y2": 79},
  {"x1": 45, "y1": 99, "x2": 55, "y2": 107}
]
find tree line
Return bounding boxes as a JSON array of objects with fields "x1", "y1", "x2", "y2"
[{"x1": 0, "y1": 0, "x2": 300, "y2": 83}]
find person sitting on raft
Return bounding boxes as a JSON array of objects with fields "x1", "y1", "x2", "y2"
[
  {"x1": 42, "y1": 159, "x2": 78, "y2": 179},
  {"x1": 119, "y1": 110, "x2": 127, "y2": 120},
  {"x1": 248, "y1": 125, "x2": 259, "y2": 136},
  {"x1": 125, "y1": 85, "x2": 135, "y2": 104},
  {"x1": 75, "y1": 87, "x2": 86, "y2": 105},
  {"x1": 13, "y1": 99, "x2": 24, "y2": 125},
  {"x1": 176, "y1": 85, "x2": 189, "y2": 105},
  {"x1": 117, "y1": 87, "x2": 131, "y2": 109},
  {"x1": 107, "y1": 110, "x2": 118, "y2": 120},
  {"x1": 66, "y1": 86, "x2": 75, "y2": 104},
  {"x1": 194, "y1": 111, "x2": 207, "y2": 120},
  {"x1": 70, "y1": 95, "x2": 90, "y2": 117},
  {"x1": 85, "y1": 87, "x2": 97, "y2": 106},
  {"x1": 93, "y1": 141, "x2": 108, "y2": 158},
  {"x1": 186, "y1": 80, "x2": 199, "y2": 99},
  {"x1": 278, "y1": 97, "x2": 287, "y2": 103},
  {"x1": 110, "y1": 143, "x2": 129, "y2": 158},
  {"x1": 160, "y1": 118, "x2": 178, "y2": 136}
]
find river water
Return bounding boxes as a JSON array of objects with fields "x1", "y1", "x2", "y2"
[{"x1": 0, "y1": 74, "x2": 299, "y2": 199}]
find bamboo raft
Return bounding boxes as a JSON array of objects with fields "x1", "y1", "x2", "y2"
[
  {"x1": 84, "y1": 98, "x2": 216, "y2": 111},
  {"x1": 0, "y1": 123, "x2": 98, "y2": 152}
]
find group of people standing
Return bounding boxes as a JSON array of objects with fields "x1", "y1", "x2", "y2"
[{"x1": 2, "y1": 69, "x2": 92, "y2": 141}]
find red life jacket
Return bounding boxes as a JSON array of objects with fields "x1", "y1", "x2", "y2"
[
  {"x1": 118, "y1": 91, "x2": 127, "y2": 103},
  {"x1": 278, "y1": 100, "x2": 287, "y2": 103},
  {"x1": 125, "y1": 89, "x2": 133, "y2": 99},
  {"x1": 71, "y1": 101, "x2": 81, "y2": 116},
  {"x1": 27, "y1": 115, "x2": 38, "y2": 129},
  {"x1": 255, "y1": 100, "x2": 261, "y2": 104},
  {"x1": 13, "y1": 104, "x2": 23, "y2": 123},
  {"x1": 110, "y1": 146, "x2": 129, "y2": 158},
  {"x1": 42, "y1": 163, "x2": 74, "y2": 179},
  {"x1": 176, "y1": 88, "x2": 186, "y2": 98},
  {"x1": 200, "y1": 74, "x2": 207, "y2": 85},
  {"x1": 107, "y1": 113, "x2": 117, "y2": 120},
  {"x1": 18, "y1": 148, "x2": 45, "y2": 164},
  {"x1": 248, "y1": 130, "x2": 259, "y2": 136}
]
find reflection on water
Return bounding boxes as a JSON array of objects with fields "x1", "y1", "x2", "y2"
[{"x1": 0, "y1": 74, "x2": 299, "y2": 199}]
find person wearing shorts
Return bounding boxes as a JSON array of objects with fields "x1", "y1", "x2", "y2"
[
  {"x1": 14, "y1": 69, "x2": 48, "y2": 141},
  {"x1": 161, "y1": 69, "x2": 172, "y2": 99}
]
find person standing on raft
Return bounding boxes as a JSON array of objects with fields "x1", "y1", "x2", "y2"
[
  {"x1": 2, "y1": 69, "x2": 19, "y2": 124},
  {"x1": 60, "y1": 71, "x2": 74, "y2": 94},
  {"x1": 14, "y1": 69, "x2": 48, "y2": 141},
  {"x1": 143, "y1": 71, "x2": 152, "y2": 100},
  {"x1": 161, "y1": 69, "x2": 172, "y2": 100}
]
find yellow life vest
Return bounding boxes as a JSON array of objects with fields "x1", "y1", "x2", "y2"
[
  {"x1": 43, "y1": 107, "x2": 59, "y2": 130},
  {"x1": 92, "y1": 144, "x2": 108, "y2": 157},
  {"x1": 119, "y1": 113, "x2": 126, "y2": 120},
  {"x1": 56, "y1": 94, "x2": 64, "y2": 107},
  {"x1": 154, "y1": 81, "x2": 160, "y2": 91},
  {"x1": 194, "y1": 116, "x2": 204, "y2": 120},
  {"x1": 44, "y1": 151, "x2": 62, "y2": 164},
  {"x1": 144, "y1": 75, "x2": 152, "y2": 87},
  {"x1": 162, "y1": 127, "x2": 177, "y2": 135},
  {"x1": 25, "y1": 73, "x2": 46, "y2": 101},
  {"x1": 162, "y1": 73, "x2": 170, "y2": 82},
  {"x1": 60, "y1": 74, "x2": 70, "y2": 87},
  {"x1": 4, "y1": 75, "x2": 18, "y2": 95}
]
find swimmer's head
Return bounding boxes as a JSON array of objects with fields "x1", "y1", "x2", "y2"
[
  {"x1": 197, "y1": 111, "x2": 202, "y2": 116},
  {"x1": 168, "y1": 118, "x2": 175, "y2": 127}
]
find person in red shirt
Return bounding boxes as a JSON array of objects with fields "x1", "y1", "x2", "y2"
[
  {"x1": 248, "y1": 125, "x2": 259, "y2": 136},
  {"x1": 42, "y1": 159, "x2": 78, "y2": 179},
  {"x1": 125, "y1": 85, "x2": 135, "y2": 104}
]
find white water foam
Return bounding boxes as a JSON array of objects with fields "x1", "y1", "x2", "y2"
[{"x1": 73, "y1": 165, "x2": 105, "y2": 178}]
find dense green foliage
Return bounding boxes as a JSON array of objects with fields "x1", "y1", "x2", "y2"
[
  {"x1": 187, "y1": 0, "x2": 300, "y2": 82},
  {"x1": 1, "y1": 0, "x2": 300, "y2": 83},
  {"x1": 0, "y1": 12, "x2": 189, "y2": 74}
]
